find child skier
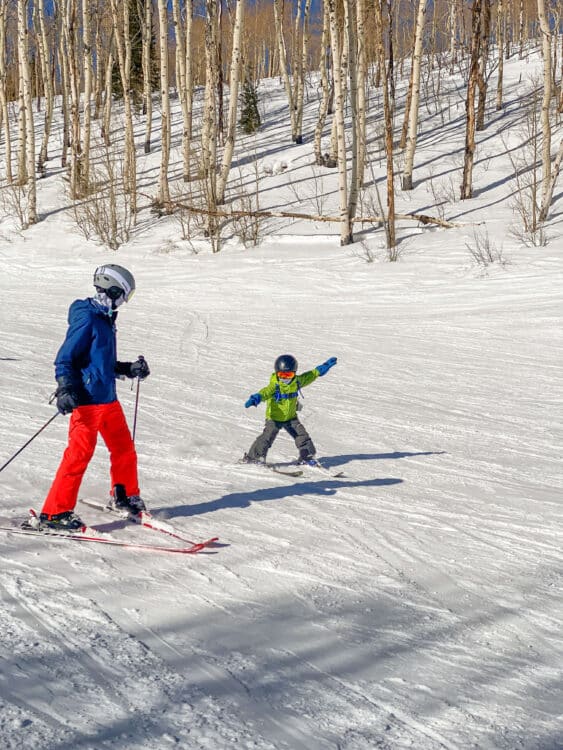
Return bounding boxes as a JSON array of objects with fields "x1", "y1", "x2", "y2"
[
  {"x1": 34, "y1": 264, "x2": 150, "y2": 531},
  {"x1": 242, "y1": 354, "x2": 337, "y2": 465}
]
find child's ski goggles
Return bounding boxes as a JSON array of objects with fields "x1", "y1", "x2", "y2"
[{"x1": 277, "y1": 371, "x2": 296, "y2": 380}]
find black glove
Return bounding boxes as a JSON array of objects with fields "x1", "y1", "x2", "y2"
[
  {"x1": 54, "y1": 378, "x2": 80, "y2": 415},
  {"x1": 115, "y1": 357, "x2": 150, "y2": 380},
  {"x1": 129, "y1": 356, "x2": 150, "y2": 380}
]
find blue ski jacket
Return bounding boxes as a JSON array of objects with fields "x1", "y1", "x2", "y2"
[{"x1": 54, "y1": 298, "x2": 120, "y2": 405}]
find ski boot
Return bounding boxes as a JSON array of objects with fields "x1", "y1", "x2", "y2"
[{"x1": 109, "y1": 484, "x2": 146, "y2": 515}]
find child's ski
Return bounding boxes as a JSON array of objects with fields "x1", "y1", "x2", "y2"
[
  {"x1": 266, "y1": 463, "x2": 304, "y2": 477},
  {"x1": 295, "y1": 460, "x2": 346, "y2": 478},
  {"x1": 237, "y1": 460, "x2": 303, "y2": 477}
]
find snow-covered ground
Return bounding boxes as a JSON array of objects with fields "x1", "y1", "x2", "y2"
[{"x1": 0, "y1": 44, "x2": 562, "y2": 749}]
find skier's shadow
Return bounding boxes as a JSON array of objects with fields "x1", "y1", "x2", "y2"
[
  {"x1": 319, "y1": 451, "x2": 447, "y2": 470},
  {"x1": 160, "y1": 477, "x2": 403, "y2": 519}
]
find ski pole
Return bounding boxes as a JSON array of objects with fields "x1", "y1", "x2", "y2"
[
  {"x1": 132, "y1": 377, "x2": 141, "y2": 441},
  {"x1": 0, "y1": 412, "x2": 59, "y2": 473}
]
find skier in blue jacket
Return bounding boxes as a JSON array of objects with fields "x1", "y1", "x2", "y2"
[{"x1": 38, "y1": 264, "x2": 150, "y2": 530}]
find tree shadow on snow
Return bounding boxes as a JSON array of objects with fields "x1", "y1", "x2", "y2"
[{"x1": 160, "y1": 477, "x2": 403, "y2": 519}]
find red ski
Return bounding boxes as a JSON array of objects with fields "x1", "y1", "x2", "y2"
[{"x1": 0, "y1": 509, "x2": 218, "y2": 555}]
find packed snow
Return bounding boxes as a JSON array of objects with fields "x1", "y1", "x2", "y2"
[{"x1": 0, "y1": 42, "x2": 562, "y2": 750}]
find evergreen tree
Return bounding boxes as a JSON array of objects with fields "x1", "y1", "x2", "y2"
[
  {"x1": 112, "y1": 0, "x2": 158, "y2": 110},
  {"x1": 239, "y1": 77, "x2": 260, "y2": 134}
]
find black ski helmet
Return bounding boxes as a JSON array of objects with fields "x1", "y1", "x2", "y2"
[{"x1": 275, "y1": 354, "x2": 297, "y2": 373}]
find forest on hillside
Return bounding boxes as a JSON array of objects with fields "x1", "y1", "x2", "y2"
[{"x1": 0, "y1": 0, "x2": 561, "y2": 249}]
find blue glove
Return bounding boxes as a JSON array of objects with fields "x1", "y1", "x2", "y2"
[
  {"x1": 316, "y1": 357, "x2": 337, "y2": 377},
  {"x1": 245, "y1": 393, "x2": 262, "y2": 408}
]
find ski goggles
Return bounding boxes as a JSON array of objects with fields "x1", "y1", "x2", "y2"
[
  {"x1": 105, "y1": 285, "x2": 126, "y2": 301},
  {"x1": 277, "y1": 371, "x2": 296, "y2": 380}
]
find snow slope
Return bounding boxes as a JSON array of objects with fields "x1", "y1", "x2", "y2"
[{"x1": 0, "y1": 44, "x2": 562, "y2": 750}]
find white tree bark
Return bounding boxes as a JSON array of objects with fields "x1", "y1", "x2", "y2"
[
  {"x1": 496, "y1": 0, "x2": 505, "y2": 111},
  {"x1": 313, "y1": 7, "x2": 331, "y2": 166},
  {"x1": 184, "y1": 0, "x2": 194, "y2": 178},
  {"x1": 17, "y1": 0, "x2": 36, "y2": 222},
  {"x1": 156, "y1": 0, "x2": 171, "y2": 205},
  {"x1": 172, "y1": 0, "x2": 189, "y2": 178},
  {"x1": 16, "y1": 8, "x2": 27, "y2": 185},
  {"x1": 273, "y1": 0, "x2": 298, "y2": 141},
  {"x1": 216, "y1": 0, "x2": 245, "y2": 205},
  {"x1": 461, "y1": 0, "x2": 482, "y2": 200},
  {"x1": 325, "y1": 0, "x2": 351, "y2": 245},
  {"x1": 449, "y1": 0, "x2": 457, "y2": 72},
  {"x1": 202, "y1": 0, "x2": 219, "y2": 240},
  {"x1": 345, "y1": 0, "x2": 359, "y2": 221},
  {"x1": 35, "y1": 0, "x2": 54, "y2": 177},
  {"x1": 0, "y1": 0, "x2": 12, "y2": 183},
  {"x1": 110, "y1": 0, "x2": 137, "y2": 211},
  {"x1": 537, "y1": 0, "x2": 552, "y2": 208},
  {"x1": 402, "y1": 0, "x2": 427, "y2": 191},
  {"x1": 102, "y1": 48, "x2": 113, "y2": 147},
  {"x1": 539, "y1": 139, "x2": 563, "y2": 223},
  {"x1": 82, "y1": 0, "x2": 93, "y2": 190},
  {"x1": 355, "y1": 0, "x2": 367, "y2": 188},
  {"x1": 142, "y1": 0, "x2": 153, "y2": 153},
  {"x1": 294, "y1": 0, "x2": 311, "y2": 145}
]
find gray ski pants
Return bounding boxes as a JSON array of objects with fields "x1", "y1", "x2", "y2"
[{"x1": 246, "y1": 418, "x2": 316, "y2": 462}]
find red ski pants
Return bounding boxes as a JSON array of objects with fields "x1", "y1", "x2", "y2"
[{"x1": 41, "y1": 400, "x2": 139, "y2": 517}]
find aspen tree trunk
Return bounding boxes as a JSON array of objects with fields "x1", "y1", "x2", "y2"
[
  {"x1": 215, "y1": 0, "x2": 224, "y2": 145},
  {"x1": 184, "y1": 0, "x2": 194, "y2": 176},
  {"x1": 518, "y1": 0, "x2": 524, "y2": 59},
  {"x1": 386, "y1": 0, "x2": 395, "y2": 113},
  {"x1": 325, "y1": 0, "x2": 351, "y2": 245},
  {"x1": 156, "y1": 0, "x2": 171, "y2": 205},
  {"x1": 355, "y1": 0, "x2": 367, "y2": 188},
  {"x1": 294, "y1": 0, "x2": 311, "y2": 145},
  {"x1": 376, "y1": 0, "x2": 396, "y2": 248},
  {"x1": 560, "y1": 34, "x2": 563, "y2": 113},
  {"x1": 538, "y1": 139, "x2": 563, "y2": 223},
  {"x1": 216, "y1": 0, "x2": 245, "y2": 205},
  {"x1": 172, "y1": 0, "x2": 189, "y2": 177},
  {"x1": 402, "y1": 0, "x2": 427, "y2": 191},
  {"x1": 313, "y1": 7, "x2": 331, "y2": 166},
  {"x1": 0, "y1": 0, "x2": 12, "y2": 183},
  {"x1": 82, "y1": 0, "x2": 93, "y2": 190},
  {"x1": 461, "y1": 0, "x2": 482, "y2": 200},
  {"x1": 449, "y1": 0, "x2": 457, "y2": 73},
  {"x1": 17, "y1": 31, "x2": 27, "y2": 184},
  {"x1": 63, "y1": 0, "x2": 83, "y2": 197},
  {"x1": 36, "y1": 0, "x2": 54, "y2": 177},
  {"x1": 536, "y1": 0, "x2": 552, "y2": 209},
  {"x1": 476, "y1": 0, "x2": 491, "y2": 131},
  {"x1": 345, "y1": 0, "x2": 359, "y2": 222},
  {"x1": 58, "y1": 13, "x2": 70, "y2": 169},
  {"x1": 496, "y1": 0, "x2": 505, "y2": 111},
  {"x1": 327, "y1": 0, "x2": 349, "y2": 168},
  {"x1": 102, "y1": 49, "x2": 113, "y2": 146},
  {"x1": 93, "y1": 20, "x2": 104, "y2": 120},
  {"x1": 17, "y1": 0, "x2": 37, "y2": 223},
  {"x1": 273, "y1": 0, "x2": 298, "y2": 141},
  {"x1": 110, "y1": 0, "x2": 137, "y2": 212},
  {"x1": 202, "y1": 0, "x2": 219, "y2": 240},
  {"x1": 142, "y1": 0, "x2": 153, "y2": 153}
]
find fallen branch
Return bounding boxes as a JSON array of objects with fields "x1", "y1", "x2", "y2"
[{"x1": 146, "y1": 194, "x2": 461, "y2": 229}]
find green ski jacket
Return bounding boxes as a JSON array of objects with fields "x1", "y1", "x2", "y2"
[{"x1": 257, "y1": 369, "x2": 319, "y2": 422}]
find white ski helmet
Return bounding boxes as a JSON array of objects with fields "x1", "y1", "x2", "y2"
[{"x1": 93, "y1": 264, "x2": 136, "y2": 303}]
